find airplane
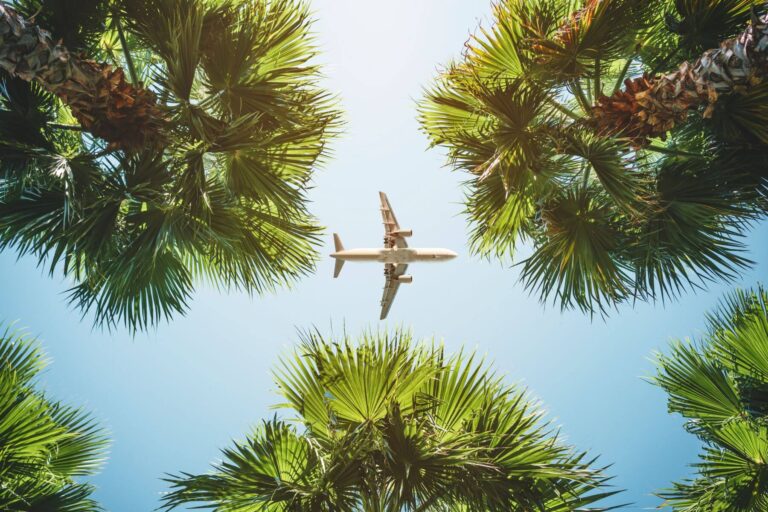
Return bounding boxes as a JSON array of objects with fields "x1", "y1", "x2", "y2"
[{"x1": 331, "y1": 192, "x2": 457, "y2": 319}]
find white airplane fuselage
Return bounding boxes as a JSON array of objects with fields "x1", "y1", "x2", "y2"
[
  {"x1": 331, "y1": 248, "x2": 457, "y2": 264},
  {"x1": 332, "y1": 191, "x2": 457, "y2": 318}
]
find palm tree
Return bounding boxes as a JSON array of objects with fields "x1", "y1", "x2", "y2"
[
  {"x1": 653, "y1": 285, "x2": 768, "y2": 510},
  {"x1": 0, "y1": 0, "x2": 340, "y2": 331},
  {"x1": 419, "y1": 0, "x2": 767, "y2": 316},
  {"x1": 0, "y1": 322, "x2": 108, "y2": 511},
  {"x1": 163, "y1": 329, "x2": 620, "y2": 511}
]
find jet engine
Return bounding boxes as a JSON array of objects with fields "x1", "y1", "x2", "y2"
[
  {"x1": 396, "y1": 275, "x2": 413, "y2": 283},
  {"x1": 393, "y1": 229, "x2": 413, "y2": 237}
]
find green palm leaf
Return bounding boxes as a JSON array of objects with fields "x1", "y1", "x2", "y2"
[
  {"x1": 419, "y1": 0, "x2": 767, "y2": 316},
  {"x1": 0, "y1": 0, "x2": 340, "y2": 331},
  {"x1": 654, "y1": 285, "x2": 768, "y2": 509},
  {"x1": 165, "y1": 329, "x2": 620, "y2": 511},
  {"x1": 0, "y1": 323, "x2": 108, "y2": 511}
]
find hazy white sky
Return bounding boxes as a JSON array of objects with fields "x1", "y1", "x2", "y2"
[{"x1": 1, "y1": 1, "x2": 767, "y2": 510}]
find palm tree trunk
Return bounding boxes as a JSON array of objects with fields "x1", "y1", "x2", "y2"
[
  {"x1": 0, "y1": 2, "x2": 165, "y2": 150},
  {"x1": 591, "y1": 10, "x2": 768, "y2": 145}
]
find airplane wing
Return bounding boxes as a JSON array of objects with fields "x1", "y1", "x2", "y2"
[
  {"x1": 380, "y1": 263, "x2": 408, "y2": 320},
  {"x1": 380, "y1": 192, "x2": 407, "y2": 249}
]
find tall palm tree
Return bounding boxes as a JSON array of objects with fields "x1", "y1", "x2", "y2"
[
  {"x1": 420, "y1": 0, "x2": 767, "y2": 316},
  {"x1": 0, "y1": 0, "x2": 340, "y2": 331},
  {"x1": 0, "y1": 322, "x2": 108, "y2": 511},
  {"x1": 163, "y1": 329, "x2": 620, "y2": 511},
  {"x1": 653, "y1": 285, "x2": 768, "y2": 510}
]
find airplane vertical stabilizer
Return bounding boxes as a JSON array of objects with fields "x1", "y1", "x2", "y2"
[
  {"x1": 333, "y1": 233, "x2": 344, "y2": 252},
  {"x1": 333, "y1": 234, "x2": 345, "y2": 278}
]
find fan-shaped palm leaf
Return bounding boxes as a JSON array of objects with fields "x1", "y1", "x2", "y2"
[
  {"x1": 420, "y1": 0, "x2": 767, "y2": 316},
  {"x1": 0, "y1": 0, "x2": 340, "y2": 331},
  {"x1": 164, "y1": 329, "x2": 620, "y2": 511},
  {"x1": 654, "y1": 285, "x2": 768, "y2": 509},
  {"x1": 0, "y1": 322, "x2": 108, "y2": 511}
]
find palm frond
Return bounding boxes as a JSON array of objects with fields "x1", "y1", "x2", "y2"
[
  {"x1": 654, "y1": 340, "x2": 743, "y2": 426},
  {"x1": 0, "y1": 0, "x2": 341, "y2": 331},
  {"x1": 419, "y1": 0, "x2": 768, "y2": 316},
  {"x1": 520, "y1": 187, "x2": 632, "y2": 314},
  {"x1": 165, "y1": 329, "x2": 620, "y2": 511},
  {"x1": 0, "y1": 323, "x2": 107, "y2": 511},
  {"x1": 654, "y1": 285, "x2": 768, "y2": 509}
]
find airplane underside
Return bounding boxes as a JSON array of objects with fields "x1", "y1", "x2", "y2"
[
  {"x1": 331, "y1": 192, "x2": 456, "y2": 318},
  {"x1": 334, "y1": 249, "x2": 454, "y2": 264}
]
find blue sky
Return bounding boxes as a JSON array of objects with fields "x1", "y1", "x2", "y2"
[{"x1": 1, "y1": 0, "x2": 767, "y2": 510}]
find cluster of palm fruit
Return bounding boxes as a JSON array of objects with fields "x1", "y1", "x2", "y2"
[
  {"x1": 0, "y1": 0, "x2": 340, "y2": 331},
  {"x1": 421, "y1": 0, "x2": 768, "y2": 315},
  {"x1": 593, "y1": 6, "x2": 768, "y2": 144},
  {"x1": 0, "y1": 3, "x2": 164, "y2": 149}
]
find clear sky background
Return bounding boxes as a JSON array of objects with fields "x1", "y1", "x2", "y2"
[{"x1": 1, "y1": 1, "x2": 767, "y2": 510}]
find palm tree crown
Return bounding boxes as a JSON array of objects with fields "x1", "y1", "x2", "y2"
[
  {"x1": 163, "y1": 329, "x2": 619, "y2": 511},
  {"x1": 0, "y1": 0, "x2": 340, "y2": 331},
  {"x1": 654, "y1": 285, "x2": 768, "y2": 510},
  {"x1": 0, "y1": 323, "x2": 108, "y2": 511},
  {"x1": 419, "y1": 0, "x2": 768, "y2": 315}
]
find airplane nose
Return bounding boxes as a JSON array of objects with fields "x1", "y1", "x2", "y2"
[{"x1": 446, "y1": 250, "x2": 458, "y2": 259}]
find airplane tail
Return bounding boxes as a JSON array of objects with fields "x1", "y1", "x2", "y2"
[
  {"x1": 333, "y1": 233, "x2": 344, "y2": 252},
  {"x1": 333, "y1": 259, "x2": 345, "y2": 278},
  {"x1": 333, "y1": 233, "x2": 345, "y2": 278}
]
